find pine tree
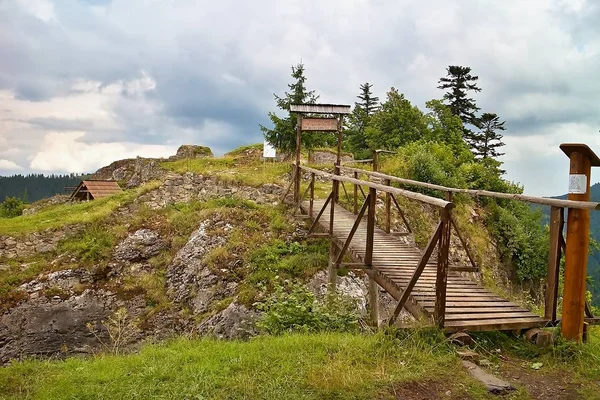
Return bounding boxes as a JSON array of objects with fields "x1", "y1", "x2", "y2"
[
  {"x1": 260, "y1": 63, "x2": 320, "y2": 155},
  {"x1": 437, "y1": 65, "x2": 481, "y2": 142},
  {"x1": 473, "y1": 113, "x2": 506, "y2": 159},
  {"x1": 346, "y1": 83, "x2": 380, "y2": 158}
]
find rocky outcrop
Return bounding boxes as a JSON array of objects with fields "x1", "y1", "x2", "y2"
[
  {"x1": 197, "y1": 301, "x2": 258, "y2": 339},
  {"x1": 91, "y1": 157, "x2": 168, "y2": 188},
  {"x1": 169, "y1": 145, "x2": 213, "y2": 161},
  {"x1": 113, "y1": 229, "x2": 166, "y2": 263},
  {"x1": 0, "y1": 225, "x2": 83, "y2": 259},
  {"x1": 310, "y1": 150, "x2": 354, "y2": 165},
  {"x1": 139, "y1": 172, "x2": 283, "y2": 209},
  {"x1": 166, "y1": 221, "x2": 235, "y2": 314},
  {"x1": 0, "y1": 289, "x2": 115, "y2": 363}
]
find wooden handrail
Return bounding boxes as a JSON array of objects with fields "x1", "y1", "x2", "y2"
[
  {"x1": 298, "y1": 164, "x2": 454, "y2": 210},
  {"x1": 341, "y1": 166, "x2": 600, "y2": 211}
]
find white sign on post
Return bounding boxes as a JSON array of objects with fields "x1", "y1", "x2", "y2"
[
  {"x1": 263, "y1": 141, "x2": 276, "y2": 158},
  {"x1": 568, "y1": 174, "x2": 587, "y2": 194}
]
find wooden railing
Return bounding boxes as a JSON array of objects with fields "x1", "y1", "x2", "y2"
[
  {"x1": 338, "y1": 165, "x2": 600, "y2": 325},
  {"x1": 285, "y1": 163, "x2": 455, "y2": 328}
]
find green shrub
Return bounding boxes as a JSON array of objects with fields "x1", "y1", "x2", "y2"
[
  {"x1": 0, "y1": 197, "x2": 25, "y2": 218},
  {"x1": 487, "y1": 200, "x2": 548, "y2": 283},
  {"x1": 59, "y1": 224, "x2": 118, "y2": 263},
  {"x1": 256, "y1": 281, "x2": 359, "y2": 334}
]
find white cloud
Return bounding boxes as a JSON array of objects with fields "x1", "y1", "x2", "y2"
[
  {"x1": 30, "y1": 132, "x2": 177, "y2": 173},
  {"x1": 2, "y1": 0, "x2": 600, "y2": 196},
  {"x1": 0, "y1": 159, "x2": 23, "y2": 171},
  {"x1": 16, "y1": 0, "x2": 56, "y2": 22}
]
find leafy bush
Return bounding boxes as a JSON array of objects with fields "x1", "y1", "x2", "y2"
[
  {"x1": 487, "y1": 200, "x2": 549, "y2": 283},
  {"x1": 256, "y1": 281, "x2": 359, "y2": 335},
  {"x1": 0, "y1": 197, "x2": 25, "y2": 218}
]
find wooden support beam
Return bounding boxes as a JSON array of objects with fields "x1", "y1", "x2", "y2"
[
  {"x1": 369, "y1": 277, "x2": 379, "y2": 327},
  {"x1": 307, "y1": 192, "x2": 333, "y2": 234},
  {"x1": 435, "y1": 208, "x2": 452, "y2": 328},
  {"x1": 545, "y1": 206, "x2": 564, "y2": 321},
  {"x1": 389, "y1": 221, "x2": 443, "y2": 325}
]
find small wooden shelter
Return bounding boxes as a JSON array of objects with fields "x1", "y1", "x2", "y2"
[{"x1": 69, "y1": 180, "x2": 122, "y2": 201}]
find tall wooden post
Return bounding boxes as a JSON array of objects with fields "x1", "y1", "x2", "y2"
[
  {"x1": 294, "y1": 115, "x2": 303, "y2": 203},
  {"x1": 560, "y1": 143, "x2": 600, "y2": 341}
]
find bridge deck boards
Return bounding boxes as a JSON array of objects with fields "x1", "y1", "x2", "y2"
[{"x1": 301, "y1": 199, "x2": 548, "y2": 333}]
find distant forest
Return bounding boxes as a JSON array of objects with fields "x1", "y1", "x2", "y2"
[{"x1": 0, "y1": 174, "x2": 88, "y2": 203}]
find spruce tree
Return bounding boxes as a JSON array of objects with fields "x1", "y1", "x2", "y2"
[
  {"x1": 260, "y1": 63, "x2": 320, "y2": 155},
  {"x1": 346, "y1": 83, "x2": 380, "y2": 158},
  {"x1": 437, "y1": 65, "x2": 481, "y2": 144},
  {"x1": 474, "y1": 113, "x2": 506, "y2": 159}
]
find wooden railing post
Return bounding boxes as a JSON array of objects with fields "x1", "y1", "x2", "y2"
[
  {"x1": 353, "y1": 171, "x2": 359, "y2": 214},
  {"x1": 372, "y1": 150, "x2": 378, "y2": 172},
  {"x1": 309, "y1": 172, "x2": 315, "y2": 217},
  {"x1": 385, "y1": 178, "x2": 391, "y2": 234},
  {"x1": 365, "y1": 187, "x2": 376, "y2": 265},
  {"x1": 434, "y1": 207, "x2": 452, "y2": 328},
  {"x1": 365, "y1": 187, "x2": 378, "y2": 326},
  {"x1": 545, "y1": 206, "x2": 564, "y2": 322}
]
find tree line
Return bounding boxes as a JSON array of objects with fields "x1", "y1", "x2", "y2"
[
  {"x1": 0, "y1": 173, "x2": 87, "y2": 203},
  {"x1": 261, "y1": 63, "x2": 506, "y2": 167}
]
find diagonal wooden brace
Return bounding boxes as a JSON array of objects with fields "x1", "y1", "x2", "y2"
[
  {"x1": 449, "y1": 217, "x2": 477, "y2": 271},
  {"x1": 334, "y1": 193, "x2": 371, "y2": 266},
  {"x1": 390, "y1": 193, "x2": 412, "y2": 233},
  {"x1": 308, "y1": 192, "x2": 333, "y2": 234},
  {"x1": 388, "y1": 221, "x2": 443, "y2": 326}
]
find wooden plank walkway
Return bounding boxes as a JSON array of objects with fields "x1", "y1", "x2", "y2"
[{"x1": 301, "y1": 199, "x2": 549, "y2": 332}]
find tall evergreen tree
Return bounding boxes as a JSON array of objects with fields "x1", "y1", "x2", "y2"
[
  {"x1": 437, "y1": 65, "x2": 482, "y2": 143},
  {"x1": 356, "y1": 83, "x2": 379, "y2": 121},
  {"x1": 473, "y1": 113, "x2": 506, "y2": 160},
  {"x1": 346, "y1": 83, "x2": 380, "y2": 158},
  {"x1": 260, "y1": 63, "x2": 320, "y2": 155}
]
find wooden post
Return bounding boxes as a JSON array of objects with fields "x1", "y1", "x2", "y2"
[
  {"x1": 294, "y1": 115, "x2": 302, "y2": 203},
  {"x1": 329, "y1": 178, "x2": 337, "y2": 289},
  {"x1": 365, "y1": 187, "x2": 376, "y2": 266},
  {"x1": 309, "y1": 172, "x2": 315, "y2": 217},
  {"x1": 385, "y1": 178, "x2": 391, "y2": 234},
  {"x1": 368, "y1": 277, "x2": 379, "y2": 327},
  {"x1": 560, "y1": 143, "x2": 600, "y2": 342},
  {"x1": 372, "y1": 150, "x2": 378, "y2": 172},
  {"x1": 353, "y1": 171, "x2": 358, "y2": 214},
  {"x1": 545, "y1": 206, "x2": 564, "y2": 321},
  {"x1": 434, "y1": 207, "x2": 451, "y2": 328},
  {"x1": 334, "y1": 117, "x2": 342, "y2": 203},
  {"x1": 365, "y1": 186, "x2": 378, "y2": 326}
]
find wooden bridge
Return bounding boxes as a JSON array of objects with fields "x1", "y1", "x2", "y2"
[
  {"x1": 283, "y1": 161, "x2": 599, "y2": 333},
  {"x1": 284, "y1": 104, "x2": 598, "y2": 339}
]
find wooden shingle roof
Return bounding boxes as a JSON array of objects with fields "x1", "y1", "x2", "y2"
[{"x1": 70, "y1": 180, "x2": 122, "y2": 200}]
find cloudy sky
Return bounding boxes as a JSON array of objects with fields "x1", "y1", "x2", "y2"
[{"x1": 1, "y1": 0, "x2": 599, "y2": 196}]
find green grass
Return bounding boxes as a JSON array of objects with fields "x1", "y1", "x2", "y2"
[
  {"x1": 0, "y1": 332, "x2": 476, "y2": 400},
  {"x1": 0, "y1": 182, "x2": 161, "y2": 236}
]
